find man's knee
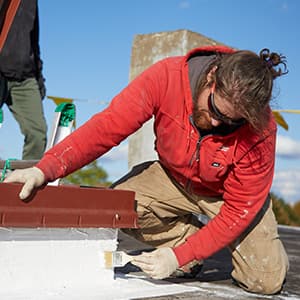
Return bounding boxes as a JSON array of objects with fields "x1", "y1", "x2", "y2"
[{"x1": 232, "y1": 269, "x2": 287, "y2": 295}]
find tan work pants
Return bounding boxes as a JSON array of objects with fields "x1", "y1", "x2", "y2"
[{"x1": 112, "y1": 161, "x2": 289, "y2": 295}]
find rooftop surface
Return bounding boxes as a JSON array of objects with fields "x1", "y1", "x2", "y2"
[
  {"x1": 0, "y1": 215, "x2": 298, "y2": 299},
  {"x1": 117, "y1": 225, "x2": 300, "y2": 300},
  {"x1": 0, "y1": 177, "x2": 298, "y2": 299}
]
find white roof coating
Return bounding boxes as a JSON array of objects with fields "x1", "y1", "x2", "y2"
[
  {"x1": 0, "y1": 227, "x2": 199, "y2": 299},
  {"x1": 0, "y1": 227, "x2": 118, "y2": 294}
]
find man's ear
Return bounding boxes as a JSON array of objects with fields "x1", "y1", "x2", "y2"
[{"x1": 206, "y1": 66, "x2": 218, "y2": 83}]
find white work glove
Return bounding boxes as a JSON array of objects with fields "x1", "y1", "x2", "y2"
[
  {"x1": 132, "y1": 247, "x2": 179, "y2": 279},
  {"x1": 4, "y1": 167, "x2": 45, "y2": 200}
]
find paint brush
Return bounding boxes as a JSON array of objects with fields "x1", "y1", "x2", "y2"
[{"x1": 104, "y1": 251, "x2": 134, "y2": 269}]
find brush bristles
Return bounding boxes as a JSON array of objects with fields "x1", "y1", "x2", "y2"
[
  {"x1": 104, "y1": 251, "x2": 133, "y2": 268},
  {"x1": 104, "y1": 251, "x2": 113, "y2": 269}
]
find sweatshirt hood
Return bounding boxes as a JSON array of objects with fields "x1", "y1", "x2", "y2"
[{"x1": 181, "y1": 45, "x2": 235, "y2": 115}]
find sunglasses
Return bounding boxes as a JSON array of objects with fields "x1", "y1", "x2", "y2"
[{"x1": 208, "y1": 85, "x2": 245, "y2": 126}]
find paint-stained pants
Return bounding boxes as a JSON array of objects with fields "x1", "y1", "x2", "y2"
[{"x1": 112, "y1": 161, "x2": 289, "y2": 295}]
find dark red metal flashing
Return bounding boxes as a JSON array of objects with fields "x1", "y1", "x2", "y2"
[{"x1": 0, "y1": 183, "x2": 138, "y2": 228}]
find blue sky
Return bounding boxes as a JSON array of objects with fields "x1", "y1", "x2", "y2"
[{"x1": 1, "y1": 0, "x2": 300, "y2": 203}]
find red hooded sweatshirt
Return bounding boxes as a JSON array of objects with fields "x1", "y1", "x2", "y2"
[{"x1": 36, "y1": 46, "x2": 277, "y2": 266}]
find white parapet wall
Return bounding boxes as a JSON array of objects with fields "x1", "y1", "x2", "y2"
[{"x1": 0, "y1": 227, "x2": 118, "y2": 294}]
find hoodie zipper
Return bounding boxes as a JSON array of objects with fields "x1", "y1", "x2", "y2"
[
  {"x1": 186, "y1": 116, "x2": 208, "y2": 193},
  {"x1": 186, "y1": 115, "x2": 241, "y2": 193},
  {"x1": 188, "y1": 115, "x2": 209, "y2": 162}
]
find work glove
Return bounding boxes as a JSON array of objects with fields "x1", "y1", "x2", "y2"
[
  {"x1": 132, "y1": 247, "x2": 179, "y2": 279},
  {"x1": 4, "y1": 167, "x2": 45, "y2": 200}
]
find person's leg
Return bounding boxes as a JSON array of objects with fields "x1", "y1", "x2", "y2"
[
  {"x1": 7, "y1": 78, "x2": 47, "y2": 159},
  {"x1": 112, "y1": 161, "x2": 203, "y2": 248},
  {"x1": 192, "y1": 194, "x2": 288, "y2": 295},
  {"x1": 113, "y1": 162, "x2": 288, "y2": 293},
  {"x1": 229, "y1": 197, "x2": 289, "y2": 295}
]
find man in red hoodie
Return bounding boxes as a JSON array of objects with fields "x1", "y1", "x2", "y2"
[{"x1": 5, "y1": 46, "x2": 288, "y2": 295}]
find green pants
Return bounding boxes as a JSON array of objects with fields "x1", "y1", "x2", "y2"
[{"x1": 7, "y1": 78, "x2": 47, "y2": 159}]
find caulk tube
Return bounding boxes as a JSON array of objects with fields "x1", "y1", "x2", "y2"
[{"x1": 46, "y1": 102, "x2": 76, "y2": 186}]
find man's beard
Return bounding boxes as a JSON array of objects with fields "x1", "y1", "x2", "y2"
[{"x1": 192, "y1": 103, "x2": 213, "y2": 131}]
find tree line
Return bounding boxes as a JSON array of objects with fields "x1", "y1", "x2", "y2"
[{"x1": 271, "y1": 193, "x2": 300, "y2": 226}]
